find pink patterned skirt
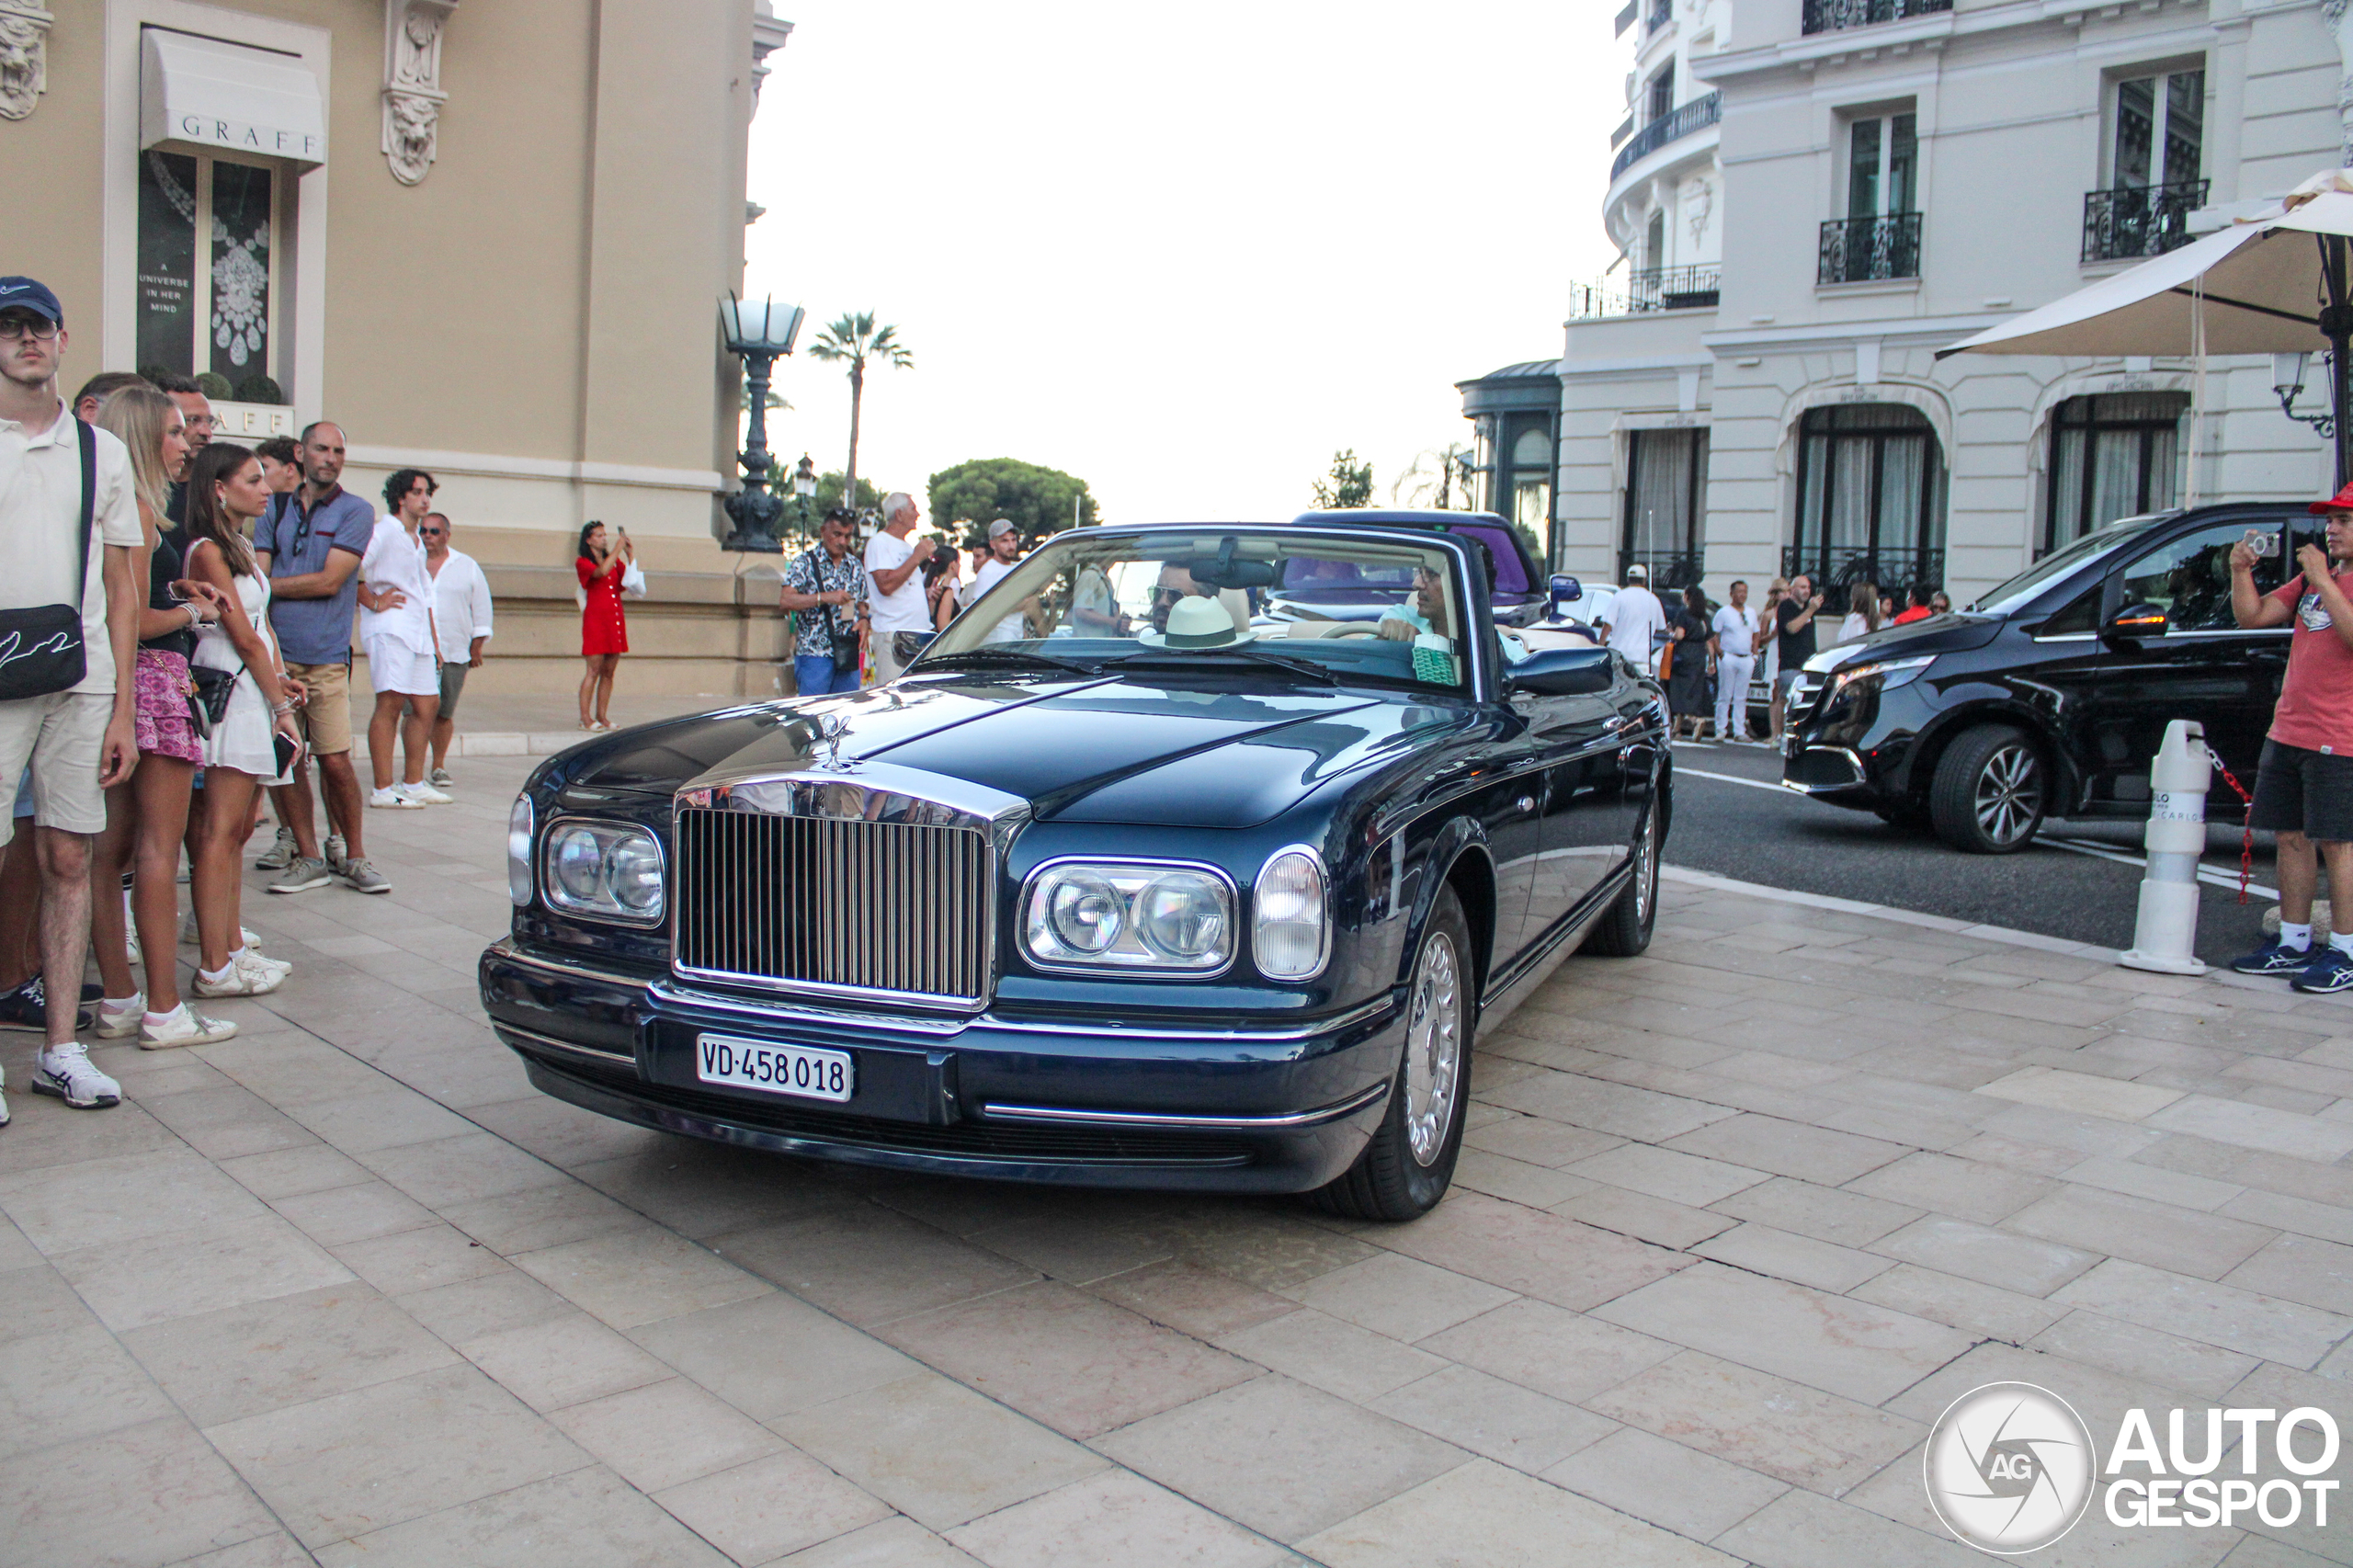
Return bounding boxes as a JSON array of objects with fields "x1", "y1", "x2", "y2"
[{"x1": 132, "y1": 648, "x2": 205, "y2": 766}]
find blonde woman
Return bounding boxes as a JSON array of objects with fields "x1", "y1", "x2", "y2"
[
  {"x1": 182, "y1": 443, "x2": 303, "y2": 999},
  {"x1": 1836, "y1": 581, "x2": 1881, "y2": 645},
  {"x1": 85, "y1": 386, "x2": 237, "y2": 1047}
]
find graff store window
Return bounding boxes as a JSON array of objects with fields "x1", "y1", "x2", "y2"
[{"x1": 137, "y1": 150, "x2": 287, "y2": 403}]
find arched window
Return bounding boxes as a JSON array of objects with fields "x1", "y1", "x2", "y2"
[
  {"x1": 1789, "y1": 403, "x2": 1945, "y2": 595},
  {"x1": 2045, "y1": 392, "x2": 2188, "y2": 552}
]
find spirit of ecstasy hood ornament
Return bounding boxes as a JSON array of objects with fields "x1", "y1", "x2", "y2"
[{"x1": 812, "y1": 710, "x2": 856, "y2": 772}]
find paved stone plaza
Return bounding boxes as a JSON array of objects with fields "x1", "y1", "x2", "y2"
[{"x1": 6, "y1": 753, "x2": 2352, "y2": 1566}]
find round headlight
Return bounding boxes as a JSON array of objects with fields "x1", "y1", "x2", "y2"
[
  {"x1": 606, "y1": 836, "x2": 665, "y2": 913},
  {"x1": 1136, "y1": 871, "x2": 1228, "y2": 960},
  {"x1": 1044, "y1": 873, "x2": 1123, "y2": 954},
  {"x1": 506, "y1": 795, "x2": 535, "y2": 906},
  {"x1": 1255, "y1": 849, "x2": 1329, "y2": 981},
  {"x1": 551, "y1": 826, "x2": 605, "y2": 903}
]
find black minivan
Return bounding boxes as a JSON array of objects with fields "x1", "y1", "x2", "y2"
[{"x1": 1781, "y1": 501, "x2": 2310, "y2": 853}]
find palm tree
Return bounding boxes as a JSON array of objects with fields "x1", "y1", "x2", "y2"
[{"x1": 805, "y1": 312, "x2": 912, "y2": 509}]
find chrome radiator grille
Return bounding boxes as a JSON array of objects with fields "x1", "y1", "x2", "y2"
[{"x1": 671, "y1": 807, "x2": 993, "y2": 1003}]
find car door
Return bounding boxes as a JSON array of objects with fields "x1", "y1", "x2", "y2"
[
  {"x1": 2093, "y1": 516, "x2": 2289, "y2": 796},
  {"x1": 1513, "y1": 657, "x2": 1624, "y2": 947}
]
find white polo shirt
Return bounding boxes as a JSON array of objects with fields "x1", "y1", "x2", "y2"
[{"x1": 0, "y1": 403, "x2": 142, "y2": 697}]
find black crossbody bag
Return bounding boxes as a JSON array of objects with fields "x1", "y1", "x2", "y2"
[
  {"x1": 798, "y1": 548, "x2": 862, "y2": 669},
  {"x1": 0, "y1": 417, "x2": 97, "y2": 701}
]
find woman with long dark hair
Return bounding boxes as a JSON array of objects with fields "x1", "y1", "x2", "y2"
[
  {"x1": 85, "y1": 387, "x2": 241, "y2": 1046},
  {"x1": 577, "y1": 520, "x2": 630, "y2": 731},
  {"x1": 1663, "y1": 584, "x2": 1715, "y2": 738},
  {"x1": 1837, "y1": 581, "x2": 1881, "y2": 644},
  {"x1": 183, "y1": 442, "x2": 303, "y2": 998}
]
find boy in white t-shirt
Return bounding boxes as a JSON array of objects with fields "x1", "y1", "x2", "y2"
[{"x1": 355, "y1": 469, "x2": 445, "y2": 808}]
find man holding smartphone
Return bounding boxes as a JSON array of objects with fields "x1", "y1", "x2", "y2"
[{"x1": 2230, "y1": 489, "x2": 2353, "y2": 990}]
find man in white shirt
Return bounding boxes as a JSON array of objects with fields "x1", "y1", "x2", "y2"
[
  {"x1": 1597, "y1": 562, "x2": 1666, "y2": 672},
  {"x1": 417, "y1": 512, "x2": 491, "y2": 789},
  {"x1": 0, "y1": 276, "x2": 145, "y2": 1116},
  {"x1": 356, "y1": 469, "x2": 445, "y2": 808},
  {"x1": 864, "y1": 491, "x2": 936, "y2": 682},
  {"x1": 966, "y1": 518, "x2": 1030, "y2": 642},
  {"x1": 1709, "y1": 579, "x2": 1760, "y2": 743}
]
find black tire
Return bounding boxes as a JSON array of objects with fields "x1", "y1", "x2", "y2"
[
  {"x1": 1313, "y1": 887, "x2": 1477, "y2": 1223},
  {"x1": 1581, "y1": 801, "x2": 1660, "y2": 958},
  {"x1": 1929, "y1": 724, "x2": 2048, "y2": 854}
]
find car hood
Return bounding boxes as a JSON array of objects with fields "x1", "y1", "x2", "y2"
[
  {"x1": 1805, "y1": 613, "x2": 2004, "y2": 671},
  {"x1": 564, "y1": 675, "x2": 1472, "y2": 828}
]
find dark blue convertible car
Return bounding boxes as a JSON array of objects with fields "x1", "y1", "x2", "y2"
[{"x1": 480, "y1": 519, "x2": 1670, "y2": 1219}]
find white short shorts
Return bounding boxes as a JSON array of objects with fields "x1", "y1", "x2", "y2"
[{"x1": 365, "y1": 637, "x2": 440, "y2": 699}]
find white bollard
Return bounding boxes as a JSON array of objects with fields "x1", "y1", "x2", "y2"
[{"x1": 2120, "y1": 719, "x2": 2211, "y2": 975}]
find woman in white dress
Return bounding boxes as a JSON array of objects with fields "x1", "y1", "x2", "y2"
[{"x1": 182, "y1": 443, "x2": 304, "y2": 999}]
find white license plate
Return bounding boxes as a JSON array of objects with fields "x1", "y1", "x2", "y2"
[{"x1": 695, "y1": 1033, "x2": 854, "y2": 1103}]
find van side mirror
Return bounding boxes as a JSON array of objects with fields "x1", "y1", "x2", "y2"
[
  {"x1": 1548, "y1": 574, "x2": 1583, "y2": 611},
  {"x1": 2104, "y1": 602, "x2": 2168, "y2": 640},
  {"x1": 1506, "y1": 645, "x2": 1614, "y2": 697}
]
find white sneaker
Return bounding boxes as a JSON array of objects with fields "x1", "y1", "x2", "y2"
[
  {"x1": 31, "y1": 1044, "x2": 120, "y2": 1108},
  {"x1": 399, "y1": 780, "x2": 454, "y2": 806},
  {"x1": 194, "y1": 958, "x2": 281, "y2": 998},
  {"x1": 231, "y1": 949, "x2": 290, "y2": 984},
  {"x1": 95, "y1": 993, "x2": 144, "y2": 1040},
  {"x1": 369, "y1": 786, "x2": 424, "y2": 810},
  {"x1": 139, "y1": 1003, "x2": 238, "y2": 1050}
]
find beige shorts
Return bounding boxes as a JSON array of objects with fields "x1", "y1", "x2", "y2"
[
  {"x1": 0, "y1": 691, "x2": 113, "y2": 846},
  {"x1": 284, "y1": 660, "x2": 353, "y2": 756}
]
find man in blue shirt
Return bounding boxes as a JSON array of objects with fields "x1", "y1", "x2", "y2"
[{"x1": 252, "y1": 422, "x2": 389, "y2": 895}]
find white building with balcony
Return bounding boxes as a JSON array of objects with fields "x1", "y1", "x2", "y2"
[{"x1": 1460, "y1": 0, "x2": 2342, "y2": 608}]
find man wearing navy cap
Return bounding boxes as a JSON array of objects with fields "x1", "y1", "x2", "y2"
[
  {"x1": 0, "y1": 278, "x2": 148, "y2": 1121},
  {"x1": 2231, "y1": 486, "x2": 2353, "y2": 990}
]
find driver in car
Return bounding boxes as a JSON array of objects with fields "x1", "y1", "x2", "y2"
[{"x1": 1376, "y1": 565, "x2": 1451, "y2": 642}]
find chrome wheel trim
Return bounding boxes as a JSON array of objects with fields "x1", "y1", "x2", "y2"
[
  {"x1": 1972, "y1": 744, "x2": 2042, "y2": 846},
  {"x1": 1403, "y1": 930, "x2": 1462, "y2": 1166}
]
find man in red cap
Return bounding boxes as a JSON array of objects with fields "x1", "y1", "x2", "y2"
[{"x1": 2229, "y1": 487, "x2": 2353, "y2": 990}]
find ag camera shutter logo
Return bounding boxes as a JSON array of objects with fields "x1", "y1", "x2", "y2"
[{"x1": 1924, "y1": 1382, "x2": 2096, "y2": 1553}]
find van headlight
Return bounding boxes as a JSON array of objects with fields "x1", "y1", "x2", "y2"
[
  {"x1": 1254, "y1": 847, "x2": 1330, "y2": 981},
  {"x1": 1023, "y1": 860, "x2": 1233, "y2": 973},
  {"x1": 540, "y1": 819, "x2": 666, "y2": 925},
  {"x1": 1831, "y1": 654, "x2": 1936, "y2": 694},
  {"x1": 507, "y1": 795, "x2": 535, "y2": 906}
]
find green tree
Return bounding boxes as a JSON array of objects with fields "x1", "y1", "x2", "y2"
[
  {"x1": 1312, "y1": 449, "x2": 1375, "y2": 510},
  {"x1": 927, "y1": 458, "x2": 1099, "y2": 545},
  {"x1": 811, "y1": 470, "x2": 883, "y2": 517},
  {"x1": 804, "y1": 312, "x2": 912, "y2": 508}
]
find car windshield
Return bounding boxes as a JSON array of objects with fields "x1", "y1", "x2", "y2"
[
  {"x1": 921, "y1": 530, "x2": 1472, "y2": 690},
  {"x1": 1969, "y1": 514, "x2": 2172, "y2": 616}
]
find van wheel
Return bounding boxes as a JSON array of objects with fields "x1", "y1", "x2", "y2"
[
  {"x1": 1312, "y1": 888, "x2": 1475, "y2": 1222},
  {"x1": 1930, "y1": 725, "x2": 2047, "y2": 854},
  {"x1": 1581, "y1": 802, "x2": 1658, "y2": 957}
]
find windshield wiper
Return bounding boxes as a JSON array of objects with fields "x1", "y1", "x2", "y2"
[
  {"x1": 1111, "y1": 646, "x2": 1340, "y2": 686},
  {"x1": 918, "y1": 648, "x2": 1105, "y2": 677}
]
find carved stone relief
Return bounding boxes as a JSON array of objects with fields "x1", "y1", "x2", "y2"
[
  {"x1": 0, "y1": 1, "x2": 53, "y2": 122},
  {"x1": 382, "y1": 0, "x2": 457, "y2": 185}
]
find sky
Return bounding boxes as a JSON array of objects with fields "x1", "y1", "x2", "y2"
[{"x1": 744, "y1": 2, "x2": 1626, "y2": 528}]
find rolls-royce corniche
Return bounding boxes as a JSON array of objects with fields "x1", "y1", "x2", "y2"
[{"x1": 479, "y1": 520, "x2": 1670, "y2": 1220}]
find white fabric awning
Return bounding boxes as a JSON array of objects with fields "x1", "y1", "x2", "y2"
[{"x1": 140, "y1": 29, "x2": 325, "y2": 169}]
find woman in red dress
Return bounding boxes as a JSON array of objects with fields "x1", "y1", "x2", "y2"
[{"x1": 576, "y1": 521, "x2": 631, "y2": 731}]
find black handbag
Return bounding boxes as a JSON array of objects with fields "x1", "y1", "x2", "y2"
[
  {"x1": 188, "y1": 664, "x2": 239, "y2": 733},
  {"x1": 0, "y1": 418, "x2": 96, "y2": 701}
]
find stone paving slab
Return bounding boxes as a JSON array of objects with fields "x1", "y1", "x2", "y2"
[{"x1": 6, "y1": 754, "x2": 2353, "y2": 1563}]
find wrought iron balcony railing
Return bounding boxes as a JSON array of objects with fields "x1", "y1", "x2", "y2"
[
  {"x1": 1648, "y1": 0, "x2": 1672, "y2": 29},
  {"x1": 1569, "y1": 265, "x2": 1722, "y2": 321},
  {"x1": 1610, "y1": 91, "x2": 1721, "y2": 182},
  {"x1": 2081, "y1": 179, "x2": 2211, "y2": 263},
  {"x1": 1781, "y1": 545, "x2": 1946, "y2": 596},
  {"x1": 1819, "y1": 212, "x2": 1922, "y2": 284},
  {"x1": 1622, "y1": 551, "x2": 1706, "y2": 593},
  {"x1": 1802, "y1": 0, "x2": 1951, "y2": 32}
]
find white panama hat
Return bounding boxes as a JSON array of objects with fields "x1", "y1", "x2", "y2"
[{"x1": 1136, "y1": 594, "x2": 1257, "y2": 649}]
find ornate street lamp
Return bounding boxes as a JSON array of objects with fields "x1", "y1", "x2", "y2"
[
  {"x1": 792, "y1": 453, "x2": 817, "y2": 540},
  {"x1": 718, "y1": 293, "x2": 806, "y2": 552}
]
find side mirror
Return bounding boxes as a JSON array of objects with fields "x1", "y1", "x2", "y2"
[
  {"x1": 1507, "y1": 645, "x2": 1614, "y2": 697},
  {"x1": 2104, "y1": 602, "x2": 2168, "y2": 640},
  {"x1": 1548, "y1": 574, "x2": 1583, "y2": 609}
]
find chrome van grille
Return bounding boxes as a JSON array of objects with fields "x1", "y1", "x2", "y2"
[{"x1": 672, "y1": 807, "x2": 993, "y2": 1004}]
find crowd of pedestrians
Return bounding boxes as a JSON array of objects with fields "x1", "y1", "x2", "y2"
[{"x1": 0, "y1": 275, "x2": 494, "y2": 1120}]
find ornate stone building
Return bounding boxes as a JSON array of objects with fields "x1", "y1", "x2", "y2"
[
  {"x1": 1, "y1": 0, "x2": 797, "y2": 695},
  {"x1": 1462, "y1": 0, "x2": 2339, "y2": 608}
]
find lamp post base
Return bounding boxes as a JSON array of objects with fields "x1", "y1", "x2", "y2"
[{"x1": 720, "y1": 486, "x2": 788, "y2": 554}]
